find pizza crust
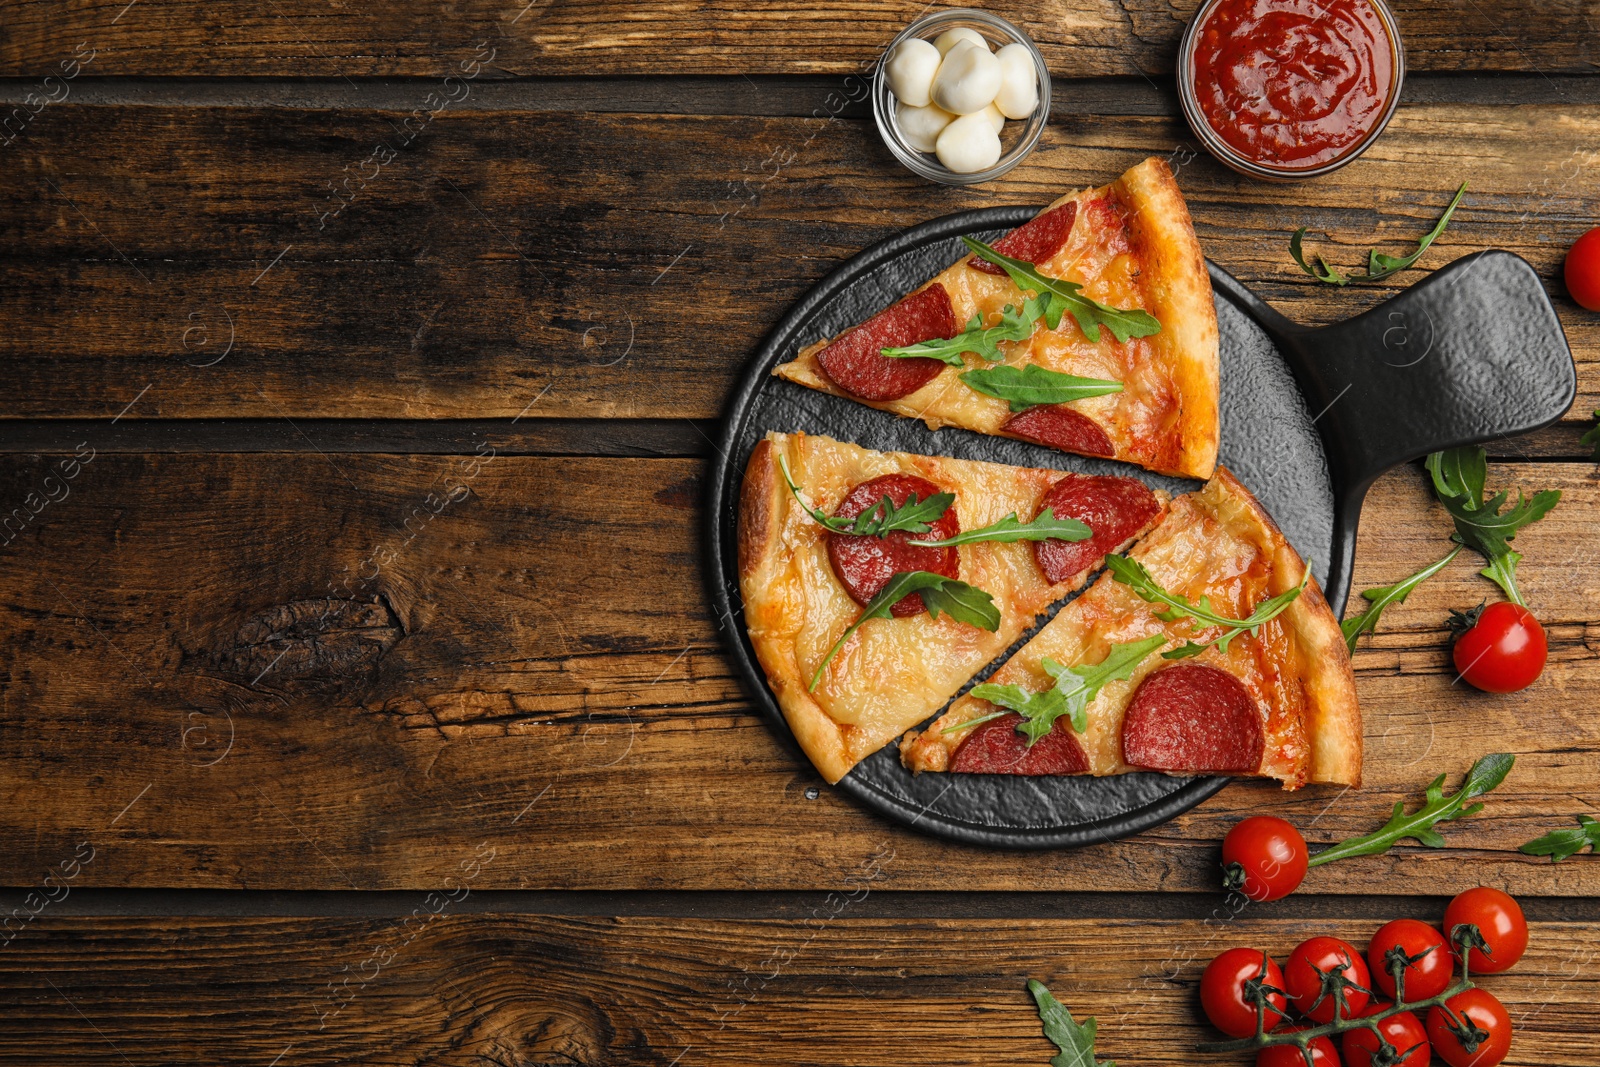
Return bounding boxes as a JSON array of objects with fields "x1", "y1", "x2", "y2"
[
  {"x1": 1114, "y1": 159, "x2": 1221, "y2": 483},
  {"x1": 737, "y1": 431, "x2": 1165, "y2": 784},
  {"x1": 737, "y1": 437, "x2": 860, "y2": 781},
  {"x1": 773, "y1": 157, "x2": 1219, "y2": 479},
  {"x1": 1198, "y1": 468, "x2": 1362, "y2": 785}
]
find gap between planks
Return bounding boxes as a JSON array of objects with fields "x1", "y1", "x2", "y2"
[
  {"x1": 4, "y1": 888, "x2": 1599, "y2": 922},
  {"x1": 0, "y1": 418, "x2": 1587, "y2": 460},
  {"x1": 0, "y1": 73, "x2": 1596, "y2": 115}
]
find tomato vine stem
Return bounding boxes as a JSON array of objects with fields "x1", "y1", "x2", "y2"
[{"x1": 1195, "y1": 924, "x2": 1488, "y2": 1056}]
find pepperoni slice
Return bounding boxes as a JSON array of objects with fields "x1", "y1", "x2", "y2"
[
  {"x1": 815, "y1": 284, "x2": 957, "y2": 402},
  {"x1": 826, "y1": 474, "x2": 959, "y2": 618},
  {"x1": 1084, "y1": 194, "x2": 1133, "y2": 257},
  {"x1": 1032, "y1": 473, "x2": 1161, "y2": 586},
  {"x1": 949, "y1": 713, "x2": 1089, "y2": 775},
  {"x1": 1004, "y1": 405, "x2": 1115, "y2": 457},
  {"x1": 967, "y1": 202, "x2": 1080, "y2": 275},
  {"x1": 1121, "y1": 664, "x2": 1264, "y2": 774}
]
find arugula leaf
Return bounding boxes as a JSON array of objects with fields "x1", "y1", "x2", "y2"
[
  {"x1": 1520, "y1": 815, "x2": 1600, "y2": 863},
  {"x1": 1425, "y1": 446, "x2": 1560, "y2": 606},
  {"x1": 1580, "y1": 409, "x2": 1600, "y2": 461},
  {"x1": 962, "y1": 236, "x2": 1161, "y2": 344},
  {"x1": 1341, "y1": 547, "x2": 1462, "y2": 653},
  {"x1": 778, "y1": 455, "x2": 953, "y2": 537},
  {"x1": 1427, "y1": 445, "x2": 1487, "y2": 504},
  {"x1": 1363, "y1": 182, "x2": 1468, "y2": 278},
  {"x1": 955, "y1": 679, "x2": 1066, "y2": 735},
  {"x1": 1028, "y1": 980, "x2": 1115, "y2": 1067},
  {"x1": 1104, "y1": 555, "x2": 1310, "y2": 659},
  {"x1": 1162, "y1": 570, "x2": 1311, "y2": 660},
  {"x1": 909, "y1": 510, "x2": 1090, "y2": 548},
  {"x1": 920, "y1": 578, "x2": 1001, "y2": 628},
  {"x1": 1290, "y1": 182, "x2": 1468, "y2": 286},
  {"x1": 955, "y1": 635, "x2": 1167, "y2": 740},
  {"x1": 810, "y1": 570, "x2": 999, "y2": 691},
  {"x1": 1289, "y1": 227, "x2": 1349, "y2": 286},
  {"x1": 1307, "y1": 753, "x2": 1515, "y2": 867},
  {"x1": 882, "y1": 296, "x2": 1048, "y2": 367},
  {"x1": 959, "y1": 363, "x2": 1125, "y2": 412}
]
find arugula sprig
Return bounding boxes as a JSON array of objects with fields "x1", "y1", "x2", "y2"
[
  {"x1": 1520, "y1": 815, "x2": 1600, "y2": 863},
  {"x1": 1306, "y1": 753, "x2": 1515, "y2": 867},
  {"x1": 960, "y1": 363, "x2": 1124, "y2": 412},
  {"x1": 1341, "y1": 547, "x2": 1462, "y2": 653},
  {"x1": 882, "y1": 295, "x2": 1050, "y2": 367},
  {"x1": 1580, "y1": 409, "x2": 1600, "y2": 461},
  {"x1": 909, "y1": 510, "x2": 1090, "y2": 548},
  {"x1": 1425, "y1": 446, "x2": 1560, "y2": 606},
  {"x1": 1028, "y1": 980, "x2": 1116, "y2": 1067},
  {"x1": 778, "y1": 455, "x2": 952, "y2": 537},
  {"x1": 810, "y1": 570, "x2": 999, "y2": 691},
  {"x1": 1291, "y1": 182, "x2": 1468, "y2": 286},
  {"x1": 1104, "y1": 555, "x2": 1310, "y2": 660},
  {"x1": 947, "y1": 635, "x2": 1166, "y2": 740},
  {"x1": 962, "y1": 236, "x2": 1161, "y2": 344}
]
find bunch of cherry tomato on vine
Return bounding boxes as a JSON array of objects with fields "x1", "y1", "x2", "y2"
[{"x1": 1199, "y1": 885, "x2": 1526, "y2": 1067}]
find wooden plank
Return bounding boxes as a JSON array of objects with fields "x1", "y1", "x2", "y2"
[
  {"x1": 1, "y1": 916, "x2": 1594, "y2": 1065},
  {"x1": 0, "y1": 417, "x2": 720, "y2": 456},
  {"x1": 2, "y1": 0, "x2": 1595, "y2": 77},
  {"x1": 1, "y1": 102, "x2": 1597, "y2": 421},
  {"x1": 1, "y1": 453, "x2": 1597, "y2": 892}
]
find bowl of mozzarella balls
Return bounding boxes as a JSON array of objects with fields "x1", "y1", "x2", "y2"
[{"x1": 873, "y1": 9, "x2": 1050, "y2": 184}]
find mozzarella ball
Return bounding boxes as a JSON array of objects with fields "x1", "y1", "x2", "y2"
[
  {"x1": 930, "y1": 40, "x2": 1003, "y2": 116},
  {"x1": 884, "y1": 38, "x2": 941, "y2": 108},
  {"x1": 896, "y1": 101, "x2": 955, "y2": 153},
  {"x1": 978, "y1": 103, "x2": 1005, "y2": 134},
  {"x1": 994, "y1": 42, "x2": 1039, "y2": 119},
  {"x1": 935, "y1": 110, "x2": 1003, "y2": 173},
  {"x1": 934, "y1": 27, "x2": 990, "y2": 56}
]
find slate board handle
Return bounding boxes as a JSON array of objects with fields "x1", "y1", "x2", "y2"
[{"x1": 1230, "y1": 250, "x2": 1576, "y2": 610}]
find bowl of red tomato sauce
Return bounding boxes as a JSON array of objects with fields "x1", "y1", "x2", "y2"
[{"x1": 1179, "y1": 0, "x2": 1405, "y2": 181}]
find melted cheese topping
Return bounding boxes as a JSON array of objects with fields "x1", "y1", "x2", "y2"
[
  {"x1": 901, "y1": 473, "x2": 1314, "y2": 788},
  {"x1": 742, "y1": 432, "x2": 1085, "y2": 773}
]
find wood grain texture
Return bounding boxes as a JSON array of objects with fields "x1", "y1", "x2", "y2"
[
  {"x1": 1, "y1": 0, "x2": 1596, "y2": 77},
  {"x1": 1, "y1": 102, "x2": 1598, "y2": 421},
  {"x1": 1, "y1": 452, "x2": 1596, "y2": 893},
  {"x1": 1, "y1": 915, "x2": 1596, "y2": 1065}
]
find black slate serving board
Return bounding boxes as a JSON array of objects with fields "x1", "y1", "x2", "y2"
[{"x1": 707, "y1": 207, "x2": 1574, "y2": 849}]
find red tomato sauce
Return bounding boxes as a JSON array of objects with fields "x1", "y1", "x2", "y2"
[{"x1": 1190, "y1": 0, "x2": 1396, "y2": 171}]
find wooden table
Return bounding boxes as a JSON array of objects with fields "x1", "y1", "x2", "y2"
[{"x1": 1, "y1": 3, "x2": 1597, "y2": 1063}]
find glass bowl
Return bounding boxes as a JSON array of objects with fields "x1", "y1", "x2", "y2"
[
  {"x1": 1177, "y1": 0, "x2": 1405, "y2": 181},
  {"x1": 872, "y1": 9, "x2": 1052, "y2": 186}
]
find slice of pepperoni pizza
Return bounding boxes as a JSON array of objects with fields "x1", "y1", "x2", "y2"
[
  {"x1": 900, "y1": 467, "x2": 1360, "y2": 789},
  {"x1": 773, "y1": 157, "x2": 1219, "y2": 480},
  {"x1": 739, "y1": 430, "x2": 1167, "y2": 784}
]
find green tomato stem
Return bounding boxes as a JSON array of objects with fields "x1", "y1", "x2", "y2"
[
  {"x1": 1196, "y1": 924, "x2": 1483, "y2": 1054},
  {"x1": 1195, "y1": 974, "x2": 1472, "y2": 1054}
]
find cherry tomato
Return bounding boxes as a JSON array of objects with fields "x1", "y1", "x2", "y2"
[
  {"x1": 1257, "y1": 1030, "x2": 1341, "y2": 1067},
  {"x1": 1284, "y1": 936, "x2": 1371, "y2": 1024},
  {"x1": 1451, "y1": 602, "x2": 1547, "y2": 693},
  {"x1": 1223, "y1": 816, "x2": 1309, "y2": 902},
  {"x1": 1341, "y1": 1006, "x2": 1431, "y2": 1067},
  {"x1": 1427, "y1": 988, "x2": 1513, "y2": 1067},
  {"x1": 1444, "y1": 887, "x2": 1528, "y2": 974},
  {"x1": 1201, "y1": 948, "x2": 1291, "y2": 1038},
  {"x1": 1368, "y1": 919, "x2": 1453, "y2": 1002},
  {"x1": 1565, "y1": 226, "x2": 1600, "y2": 312}
]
